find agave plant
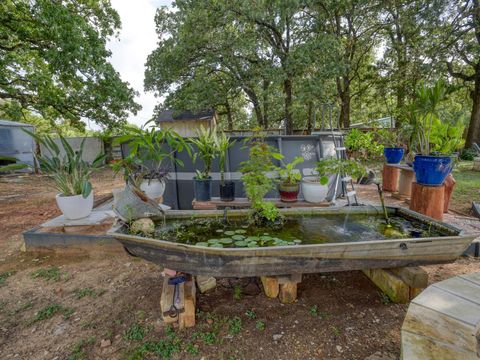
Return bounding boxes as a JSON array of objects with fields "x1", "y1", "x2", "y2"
[{"x1": 23, "y1": 129, "x2": 104, "y2": 198}]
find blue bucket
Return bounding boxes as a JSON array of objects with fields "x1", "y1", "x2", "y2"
[
  {"x1": 384, "y1": 147, "x2": 404, "y2": 164},
  {"x1": 413, "y1": 155, "x2": 452, "y2": 186}
]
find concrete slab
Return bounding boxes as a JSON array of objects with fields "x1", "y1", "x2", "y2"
[{"x1": 41, "y1": 210, "x2": 115, "y2": 228}]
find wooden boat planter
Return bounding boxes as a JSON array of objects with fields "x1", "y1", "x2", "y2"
[{"x1": 108, "y1": 206, "x2": 475, "y2": 278}]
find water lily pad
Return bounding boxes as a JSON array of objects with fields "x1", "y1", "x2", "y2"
[
  {"x1": 246, "y1": 236, "x2": 259, "y2": 241},
  {"x1": 241, "y1": 225, "x2": 249, "y2": 229},
  {"x1": 216, "y1": 229, "x2": 224, "y2": 233},
  {"x1": 232, "y1": 234, "x2": 245, "y2": 241},
  {"x1": 247, "y1": 242, "x2": 259, "y2": 248},
  {"x1": 224, "y1": 230, "x2": 235, "y2": 236},
  {"x1": 234, "y1": 229, "x2": 247, "y2": 234},
  {"x1": 260, "y1": 236, "x2": 273, "y2": 241},
  {"x1": 209, "y1": 243, "x2": 224, "y2": 248},
  {"x1": 234, "y1": 240, "x2": 248, "y2": 247},
  {"x1": 207, "y1": 239, "x2": 220, "y2": 244},
  {"x1": 195, "y1": 242, "x2": 209, "y2": 247},
  {"x1": 293, "y1": 239, "x2": 302, "y2": 244},
  {"x1": 220, "y1": 238, "x2": 233, "y2": 244},
  {"x1": 263, "y1": 233, "x2": 269, "y2": 236}
]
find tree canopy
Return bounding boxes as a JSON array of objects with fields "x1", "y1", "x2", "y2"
[
  {"x1": 145, "y1": 0, "x2": 479, "y2": 144},
  {"x1": 0, "y1": 0, "x2": 140, "y2": 130}
]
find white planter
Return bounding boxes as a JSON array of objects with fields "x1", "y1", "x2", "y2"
[
  {"x1": 140, "y1": 179, "x2": 165, "y2": 199},
  {"x1": 55, "y1": 192, "x2": 94, "y2": 220},
  {"x1": 301, "y1": 176, "x2": 328, "y2": 203}
]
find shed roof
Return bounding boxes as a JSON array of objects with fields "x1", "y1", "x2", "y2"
[
  {"x1": 0, "y1": 119, "x2": 34, "y2": 128},
  {"x1": 155, "y1": 109, "x2": 215, "y2": 123}
]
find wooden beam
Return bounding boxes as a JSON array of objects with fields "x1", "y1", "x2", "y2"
[
  {"x1": 363, "y1": 268, "x2": 410, "y2": 303},
  {"x1": 261, "y1": 276, "x2": 279, "y2": 298},
  {"x1": 388, "y1": 267, "x2": 428, "y2": 289}
]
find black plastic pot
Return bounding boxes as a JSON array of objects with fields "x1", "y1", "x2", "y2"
[
  {"x1": 193, "y1": 177, "x2": 212, "y2": 201},
  {"x1": 219, "y1": 181, "x2": 235, "y2": 202}
]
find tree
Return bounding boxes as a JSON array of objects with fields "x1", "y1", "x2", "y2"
[
  {"x1": 439, "y1": 0, "x2": 480, "y2": 147},
  {"x1": 0, "y1": 0, "x2": 140, "y2": 129}
]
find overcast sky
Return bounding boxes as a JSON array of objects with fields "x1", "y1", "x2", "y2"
[{"x1": 105, "y1": 0, "x2": 173, "y2": 129}]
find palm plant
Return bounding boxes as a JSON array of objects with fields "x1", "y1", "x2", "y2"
[
  {"x1": 23, "y1": 129, "x2": 104, "y2": 197},
  {"x1": 216, "y1": 132, "x2": 236, "y2": 183},
  {"x1": 113, "y1": 120, "x2": 191, "y2": 188},
  {"x1": 190, "y1": 126, "x2": 219, "y2": 180}
]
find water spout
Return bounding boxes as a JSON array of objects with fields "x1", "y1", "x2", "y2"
[
  {"x1": 223, "y1": 207, "x2": 231, "y2": 223},
  {"x1": 374, "y1": 181, "x2": 390, "y2": 226}
]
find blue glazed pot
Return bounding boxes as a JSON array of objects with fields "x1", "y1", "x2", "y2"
[
  {"x1": 193, "y1": 177, "x2": 212, "y2": 201},
  {"x1": 384, "y1": 147, "x2": 404, "y2": 164},
  {"x1": 413, "y1": 155, "x2": 452, "y2": 186}
]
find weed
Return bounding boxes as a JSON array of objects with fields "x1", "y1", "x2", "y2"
[
  {"x1": 379, "y1": 291, "x2": 391, "y2": 305},
  {"x1": 319, "y1": 311, "x2": 330, "y2": 320},
  {"x1": 228, "y1": 316, "x2": 242, "y2": 335},
  {"x1": 192, "y1": 331, "x2": 217, "y2": 345},
  {"x1": 186, "y1": 342, "x2": 199, "y2": 355},
  {"x1": 0, "y1": 270, "x2": 15, "y2": 287},
  {"x1": 310, "y1": 305, "x2": 318, "y2": 317},
  {"x1": 74, "y1": 287, "x2": 105, "y2": 299},
  {"x1": 255, "y1": 320, "x2": 266, "y2": 331},
  {"x1": 331, "y1": 326, "x2": 341, "y2": 337},
  {"x1": 245, "y1": 309, "x2": 256, "y2": 319},
  {"x1": 233, "y1": 285, "x2": 242, "y2": 300},
  {"x1": 68, "y1": 336, "x2": 95, "y2": 360},
  {"x1": 136, "y1": 309, "x2": 145, "y2": 320},
  {"x1": 123, "y1": 324, "x2": 146, "y2": 341},
  {"x1": 12, "y1": 301, "x2": 34, "y2": 314},
  {"x1": 32, "y1": 304, "x2": 74, "y2": 323},
  {"x1": 126, "y1": 325, "x2": 182, "y2": 360},
  {"x1": 31, "y1": 267, "x2": 65, "y2": 282}
]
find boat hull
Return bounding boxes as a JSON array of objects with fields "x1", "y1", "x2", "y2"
[{"x1": 108, "y1": 207, "x2": 476, "y2": 277}]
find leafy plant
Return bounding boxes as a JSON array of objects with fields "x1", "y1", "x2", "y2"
[
  {"x1": 217, "y1": 132, "x2": 236, "y2": 183},
  {"x1": 32, "y1": 303, "x2": 74, "y2": 323},
  {"x1": 113, "y1": 120, "x2": 191, "y2": 188},
  {"x1": 30, "y1": 267, "x2": 64, "y2": 282},
  {"x1": 245, "y1": 309, "x2": 256, "y2": 319},
  {"x1": 345, "y1": 129, "x2": 383, "y2": 160},
  {"x1": 228, "y1": 316, "x2": 242, "y2": 335},
  {"x1": 316, "y1": 157, "x2": 366, "y2": 185},
  {"x1": 240, "y1": 131, "x2": 283, "y2": 225},
  {"x1": 278, "y1": 156, "x2": 304, "y2": 185},
  {"x1": 0, "y1": 270, "x2": 15, "y2": 287},
  {"x1": 23, "y1": 129, "x2": 104, "y2": 197},
  {"x1": 0, "y1": 155, "x2": 30, "y2": 173},
  {"x1": 255, "y1": 320, "x2": 266, "y2": 331},
  {"x1": 190, "y1": 126, "x2": 219, "y2": 180},
  {"x1": 233, "y1": 285, "x2": 242, "y2": 300},
  {"x1": 377, "y1": 129, "x2": 402, "y2": 148},
  {"x1": 123, "y1": 324, "x2": 147, "y2": 341},
  {"x1": 430, "y1": 118, "x2": 465, "y2": 155},
  {"x1": 309, "y1": 305, "x2": 318, "y2": 317}
]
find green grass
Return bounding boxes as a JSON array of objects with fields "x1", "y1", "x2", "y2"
[
  {"x1": 123, "y1": 324, "x2": 146, "y2": 341},
  {"x1": 126, "y1": 325, "x2": 182, "y2": 360},
  {"x1": 309, "y1": 305, "x2": 318, "y2": 317},
  {"x1": 68, "y1": 336, "x2": 95, "y2": 360},
  {"x1": 73, "y1": 287, "x2": 106, "y2": 299},
  {"x1": 451, "y1": 161, "x2": 480, "y2": 213},
  {"x1": 32, "y1": 304, "x2": 74, "y2": 323},
  {"x1": 0, "y1": 270, "x2": 15, "y2": 287},
  {"x1": 228, "y1": 316, "x2": 242, "y2": 335},
  {"x1": 255, "y1": 320, "x2": 266, "y2": 331},
  {"x1": 245, "y1": 309, "x2": 256, "y2": 319},
  {"x1": 30, "y1": 267, "x2": 66, "y2": 282}
]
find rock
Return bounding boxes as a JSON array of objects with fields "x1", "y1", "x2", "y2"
[
  {"x1": 130, "y1": 218, "x2": 155, "y2": 236},
  {"x1": 100, "y1": 339, "x2": 111, "y2": 348},
  {"x1": 53, "y1": 323, "x2": 67, "y2": 336},
  {"x1": 273, "y1": 334, "x2": 283, "y2": 341},
  {"x1": 196, "y1": 275, "x2": 216, "y2": 293},
  {"x1": 336, "y1": 345, "x2": 343, "y2": 353}
]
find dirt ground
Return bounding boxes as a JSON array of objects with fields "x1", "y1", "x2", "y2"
[{"x1": 1, "y1": 169, "x2": 480, "y2": 360}]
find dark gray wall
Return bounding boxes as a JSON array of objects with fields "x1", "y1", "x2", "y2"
[{"x1": 121, "y1": 133, "x2": 345, "y2": 209}]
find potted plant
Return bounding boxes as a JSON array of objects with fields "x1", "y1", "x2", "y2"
[
  {"x1": 378, "y1": 129, "x2": 404, "y2": 164},
  {"x1": 409, "y1": 80, "x2": 462, "y2": 186},
  {"x1": 240, "y1": 131, "x2": 283, "y2": 225},
  {"x1": 302, "y1": 157, "x2": 366, "y2": 203},
  {"x1": 113, "y1": 121, "x2": 190, "y2": 199},
  {"x1": 278, "y1": 156, "x2": 304, "y2": 202},
  {"x1": 24, "y1": 131, "x2": 104, "y2": 219},
  {"x1": 190, "y1": 126, "x2": 219, "y2": 201},
  {"x1": 217, "y1": 132, "x2": 236, "y2": 201}
]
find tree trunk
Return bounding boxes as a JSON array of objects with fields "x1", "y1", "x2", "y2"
[
  {"x1": 466, "y1": 75, "x2": 480, "y2": 148},
  {"x1": 263, "y1": 79, "x2": 269, "y2": 129},
  {"x1": 225, "y1": 100, "x2": 233, "y2": 131},
  {"x1": 244, "y1": 87, "x2": 264, "y2": 128},
  {"x1": 336, "y1": 77, "x2": 350, "y2": 129},
  {"x1": 284, "y1": 77, "x2": 293, "y2": 134}
]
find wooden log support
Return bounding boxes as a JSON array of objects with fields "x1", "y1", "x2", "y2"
[
  {"x1": 410, "y1": 182, "x2": 445, "y2": 221},
  {"x1": 392, "y1": 165, "x2": 415, "y2": 201},
  {"x1": 195, "y1": 275, "x2": 217, "y2": 293},
  {"x1": 261, "y1": 274, "x2": 302, "y2": 303},
  {"x1": 160, "y1": 274, "x2": 196, "y2": 328},
  {"x1": 443, "y1": 174, "x2": 456, "y2": 213},
  {"x1": 363, "y1": 267, "x2": 428, "y2": 304},
  {"x1": 401, "y1": 272, "x2": 480, "y2": 359},
  {"x1": 382, "y1": 164, "x2": 400, "y2": 192}
]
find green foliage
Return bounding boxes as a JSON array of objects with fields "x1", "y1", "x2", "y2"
[
  {"x1": 0, "y1": 0, "x2": 140, "y2": 129},
  {"x1": 32, "y1": 304, "x2": 74, "y2": 323},
  {"x1": 255, "y1": 320, "x2": 266, "y2": 331},
  {"x1": 217, "y1": 132, "x2": 236, "y2": 182},
  {"x1": 278, "y1": 156, "x2": 304, "y2": 185},
  {"x1": 0, "y1": 270, "x2": 15, "y2": 287},
  {"x1": 123, "y1": 324, "x2": 146, "y2": 341},
  {"x1": 245, "y1": 309, "x2": 256, "y2": 319},
  {"x1": 460, "y1": 148, "x2": 478, "y2": 161},
  {"x1": 228, "y1": 316, "x2": 242, "y2": 335},
  {"x1": 309, "y1": 305, "x2": 318, "y2": 317},
  {"x1": 68, "y1": 336, "x2": 95, "y2": 360},
  {"x1": 316, "y1": 157, "x2": 366, "y2": 183},
  {"x1": 233, "y1": 285, "x2": 242, "y2": 301},
  {"x1": 377, "y1": 129, "x2": 402, "y2": 148},
  {"x1": 345, "y1": 129, "x2": 384, "y2": 161},
  {"x1": 240, "y1": 132, "x2": 283, "y2": 224},
  {"x1": 430, "y1": 118, "x2": 465, "y2": 155},
  {"x1": 190, "y1": 126, "x2": 219, "y2": 179},
  {"x1": 73, "y1": 288, "x2": 105, "y2": 299},
  {"x1": 112, "y1": 121, "x2": 190, "y2": 188},
  {"x1": 30, "y1": 267, "x2": 64, "y2": 282},
  {"x1": 24, "y1": 130, "x2": 104, "y2": 197}
]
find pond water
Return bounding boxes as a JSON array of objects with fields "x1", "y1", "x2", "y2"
[{"x1": 150, "y1": 213, "x2": 445, "y2": 249}]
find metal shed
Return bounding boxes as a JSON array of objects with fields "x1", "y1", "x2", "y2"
[{"x1": 0, "y1": 119, "x2": 35, "y2": 171}]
